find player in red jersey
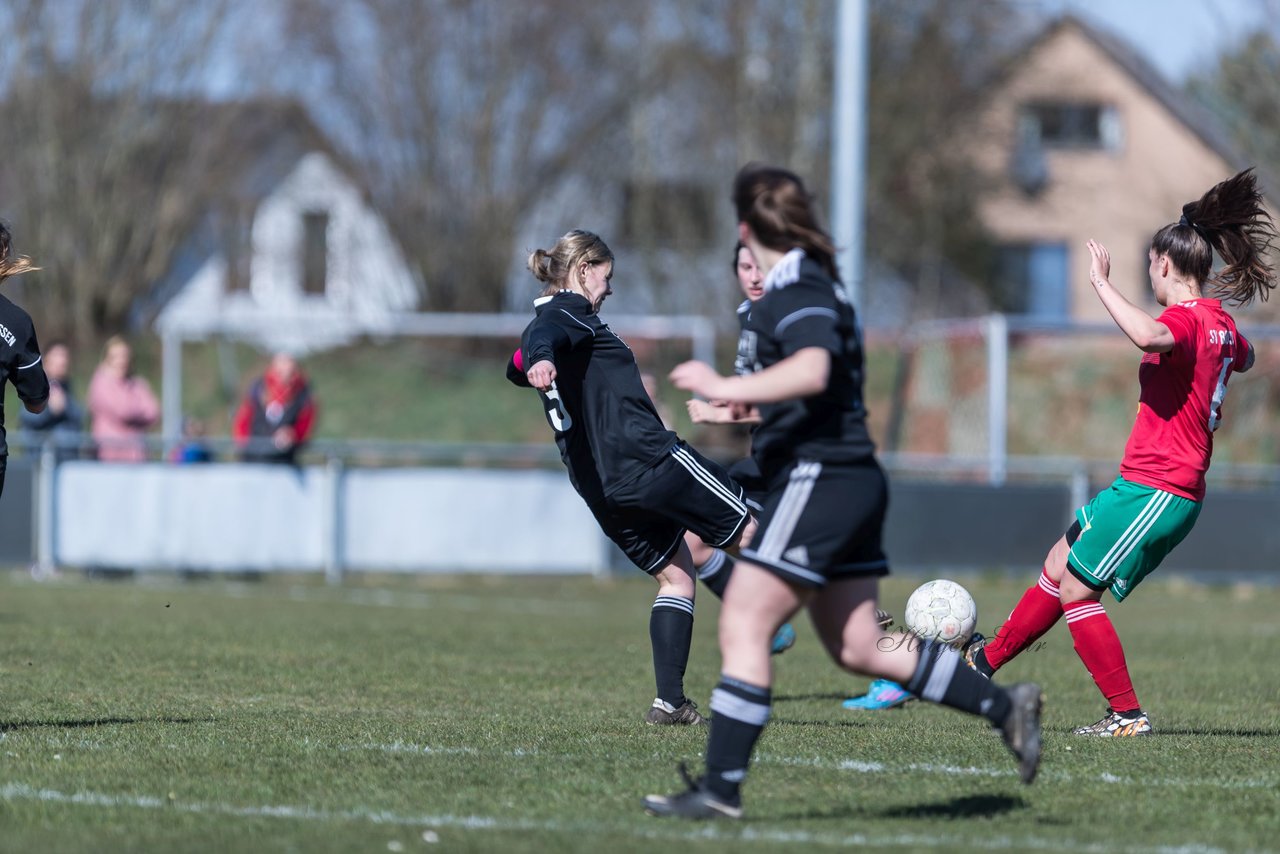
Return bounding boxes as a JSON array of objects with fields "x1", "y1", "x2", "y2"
[{"x1": 966, "y1": 169, "x2": 1277, "y2": 737}]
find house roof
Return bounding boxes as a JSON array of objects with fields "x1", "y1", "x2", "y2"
[
  {"x1": 134, "y1": 98, "x2": 360, "y2": 327},
  {"x1": 1060, "y1": 15, "x2": 1251, "y2": 173},
  {"x1": 984, "y1": 13, "x2": 1280, "y2": 221}
]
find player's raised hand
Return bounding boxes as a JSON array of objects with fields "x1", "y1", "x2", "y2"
[
  {"x1": 527, "y1": 359, "x2": 557, "y2": 391},
  {"x1": 1087, "y1": 239, "x2": 1111, "y2": 289},
  {"x1": 669, "y1": 360, "x2": 724, "y2": 399}
]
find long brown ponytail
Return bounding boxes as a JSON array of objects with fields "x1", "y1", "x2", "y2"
[
  {"x1": 0, "y1": 222, "x2": 39, "y2": 285},
  {"x1": 1150, "y1": 169, "x2": 1276, "y2": 305},
  {"x1": 732, "y1": 164, "x2": 840, "y2": 283}
]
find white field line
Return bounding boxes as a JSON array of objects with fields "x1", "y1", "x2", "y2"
[
  {"x1": 0, "y1": 781, "x2": 1230, "y2": 854},
  {"x1": 357, "y1": 740, "x2": 1277, "y2": 791},
  {"x1": 8, "y1": 730, "x2": 1275, "y2": 793}
]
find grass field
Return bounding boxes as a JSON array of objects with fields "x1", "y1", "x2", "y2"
[{"x1": 1, "y1": 570, "x2": 1277, "y2": 852}]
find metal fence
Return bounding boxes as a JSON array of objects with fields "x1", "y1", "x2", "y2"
[{"x1": 5, "y1": 433, "x2": 1278, "y2": 580}]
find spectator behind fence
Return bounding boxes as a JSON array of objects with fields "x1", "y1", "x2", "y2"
[
  {"x1": 170, "y1": 416, "x2": 214, "y2": 464},
  {"x1": 0, "y1": 222, "x2": 50, "y2": 497},
  {"x1": 87, "y1": 336, "x2": 160, "y2": 462},
  {"x1": 20, "y1": 341, "x2": 82, "y2": 459},
  {"x1": 232, "y1": 352, "x2": 316, "y2": 464}
]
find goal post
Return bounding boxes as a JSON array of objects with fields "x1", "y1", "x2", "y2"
[{"x1": 158, "y1": 312, "x2": 719, "y2": 443}]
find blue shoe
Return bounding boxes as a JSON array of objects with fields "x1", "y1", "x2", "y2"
[
  {"x1": 770, "y1": 623, "x2": 797, "y2": 655},
  {"x1": 842, "y1": 679, "x2": 913, "y2": 710}
]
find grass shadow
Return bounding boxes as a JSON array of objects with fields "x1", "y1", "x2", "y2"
[
  {"x1": 0, "y1": 716, "x2": 213, "y2": 732},
  {"x1": 767, "y1": 718, "x2": 879, "y2": 729},
  {"x1": 772, "y1": 692, "x2": 863, "y2": 703},
  {"x1": 876, "y1": 793, "x2": 1028, "y2": 820}
]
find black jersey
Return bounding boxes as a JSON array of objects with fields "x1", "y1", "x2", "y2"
[
  {"x1": 0, "y1": 293, "x2": 48, "y2": 456},
  {"x1": 732, "y1": 298, "x2": 753, "y2": 377},
  {"x1": 739, "y1": 249, "x2": 874, "y2": 475},
  {"x1": 508, "y1": 291, "x2": 677, "y2": 498}
]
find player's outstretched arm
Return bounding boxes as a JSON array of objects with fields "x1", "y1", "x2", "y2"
[
  {"x1": 1088, "y1": 239, "x2": 1175, "y2": 353},
  {"x1": 670, "y1": 347, "x2": 830, "y2": 405}
]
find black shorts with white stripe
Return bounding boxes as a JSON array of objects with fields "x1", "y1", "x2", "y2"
[
  {"x1": 740, "y1": 457, "x2": 889, "y2": 588},
  {"x1": 592, "y1": 441, "x2": 751, "y2": 574},
  {"x1": 727, "y1": 456, "x2": 767, "y2": 512}
]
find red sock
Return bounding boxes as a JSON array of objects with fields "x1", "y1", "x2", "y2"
[
  {"x1": 984, "y1": 569, "x2": 1063, "y2": 670},
  {"x1": 1064, "y1": 600, "x2": 1140, "y2": 712}
]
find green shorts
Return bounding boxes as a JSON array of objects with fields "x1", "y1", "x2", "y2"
[{"x1": 1067, "y1": 477, "x2": 1200, "y2": 602}]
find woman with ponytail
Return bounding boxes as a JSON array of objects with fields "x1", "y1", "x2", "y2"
[
  {"x1": 966, "y1": 169, "x2": 1276, "y2": 738},
  {"x1": 0, "y1": 222, "x2": 49, "y2": 497},
  {"x1": 644, "y1": 165, "x2": 1043, "y2": 820},
  {"x1": 508, "y1": 229, "x2": 758, "y2": 727}
]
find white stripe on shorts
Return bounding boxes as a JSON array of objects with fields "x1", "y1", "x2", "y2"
[
  {"x1": 755, "y1": 462, "x2": 821, "y2": 563},
  {"x1": 670, "y1": 446, "x2": 747, "y2": 517},
  {"x1": 1090, "y1": 490, "x2": 1173, "y2": 582}
]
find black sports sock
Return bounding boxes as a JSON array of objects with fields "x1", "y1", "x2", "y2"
[
  {"x1": 650, "y1": 595, "x2": 695, "y2": 706},
  {"x1": 972, "y1": 647, "x2": 996, "y2": 678},
  {"x1": 696, "y1": 551, "x2": 734, "y2": 599},
  {"x1": 907, "y1": 638, "x2": 1011, "y2": 726},
  {"x1": 705, "y1": 676, "x2": 771, "y2": 803}
]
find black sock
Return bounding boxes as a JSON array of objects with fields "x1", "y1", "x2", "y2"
[
  {"x1": 650, "y1": 595, "x2": 694, "y2": 706},
  {"x1": 705, "y1": 676, "x2": 771, "y2": 803},
  {"x1": 972, "y1": 647, "x2": 996, "y2": 678},
  {"x1": 906, "y1": 638, "x2": 1011, "y2": 726},
  {"x1": 696, "y1": 551, "x2": 733, "y2": 599}
]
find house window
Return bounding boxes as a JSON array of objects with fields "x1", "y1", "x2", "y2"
[
  {"x1": 302, "y1": 210, "x2": 329, "y2": 295},
  {"x1": 622, "y1": 181, "x2": 715, "y2": 248},
  {"x1": 994, "y1": 242, "x2": 1070, "y2": 319},
  {"x1": 1021, "y1": 102, "x2": 1122, "y2": 151}
]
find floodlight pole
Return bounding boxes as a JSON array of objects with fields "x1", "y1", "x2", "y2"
[{"x1": 832, "y1": 0, "x2": 869, "y2": 309}]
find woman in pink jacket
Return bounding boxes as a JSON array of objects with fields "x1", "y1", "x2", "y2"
[{"x1": 87, "y1": 336, "x2": 159, "y2": 462}]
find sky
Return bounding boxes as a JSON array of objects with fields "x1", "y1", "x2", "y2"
[{"x1": 1033, "y1": 0, "x2": 1270, "y2": 82}]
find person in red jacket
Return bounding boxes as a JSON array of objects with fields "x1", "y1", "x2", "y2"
[{"x1": 232, "y1": 352, "x2": 316, "y2": 464}]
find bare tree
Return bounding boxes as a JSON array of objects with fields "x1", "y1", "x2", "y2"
[
  {"x1": 863, "y1": 0, "x2": 1034, "y2": 318},
  {"x1": 1187, "y1": 26, "x2": 1280, "y2": 186},
  {"x1": 280, "y1": 0, "x2": 654, "y2": 313},
  {"x1": 0, "y1": 0, "x2": 239, "y2": 344}
]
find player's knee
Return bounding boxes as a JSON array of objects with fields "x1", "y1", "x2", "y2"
[
  {"x1": 683, "y1": 531, "x2": 714, "y2": 567},
  {"x1": 1058, "y1": 570, "x2": 1099, "y2": 604},
  {"x1": 830, "y1": 628, "x2": 882, "y2": 673}
]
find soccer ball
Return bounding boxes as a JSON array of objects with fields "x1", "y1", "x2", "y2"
[{"x1": 904, "y1": 579, "x2": 977, "y2": 646}]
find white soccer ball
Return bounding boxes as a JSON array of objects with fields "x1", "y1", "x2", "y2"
[{"x1": 904, "y1": 579, "x2": 977, "y2": 646}]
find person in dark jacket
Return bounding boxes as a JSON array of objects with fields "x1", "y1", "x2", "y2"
[
  {"x1": 20, "y1": 341, "x2": 83, "y2": 460},
  {"x1": 232, "y1": 352, "x2": 316, "y2": 464}
]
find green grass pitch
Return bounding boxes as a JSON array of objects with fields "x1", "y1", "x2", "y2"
[{"x1": 1, "y1": 570, "x2": 1276, "y2": 852}]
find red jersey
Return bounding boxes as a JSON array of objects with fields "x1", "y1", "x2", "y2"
[{"x1": 1119, "y1": 299, "x2": 1249, "y2": 501}]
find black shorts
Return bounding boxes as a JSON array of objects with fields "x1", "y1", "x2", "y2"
[
  {"x1": 740, "y1": 457, "x2": 889, "y2": 588},
  {"x1": 727, "y1": 457, "x2": 767, "y2": 512},
  {"x1": 591, "y1": 441, "x2": 751, "y2": 574}
]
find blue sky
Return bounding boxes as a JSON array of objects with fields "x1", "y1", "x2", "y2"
[{"x1": 1032, "y1": 0, "x2": 1268, "y2": 81}]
